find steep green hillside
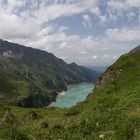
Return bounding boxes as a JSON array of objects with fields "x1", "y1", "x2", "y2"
[
  {"x1": 0, "y1": 46, "x2": 140, "y2": 140},
  {"x1": 0, "y1": 39, "x2": 97, "y2": 107}
]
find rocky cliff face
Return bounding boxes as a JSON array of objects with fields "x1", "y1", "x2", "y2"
[{"x1": 96, "y1": 67, "x2": 123, "y2": 89}]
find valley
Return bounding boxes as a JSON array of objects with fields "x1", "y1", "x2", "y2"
[
  {"x1": 0, "y1": 1, "x2": 140, "y2": 139},
  {"x1": 0, "y1": 43, "x2": 140, "y2": 140}
]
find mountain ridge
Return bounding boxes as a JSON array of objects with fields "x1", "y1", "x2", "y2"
[{"x1": 0, "y1": 39, "x2": 98, "y2": 107}]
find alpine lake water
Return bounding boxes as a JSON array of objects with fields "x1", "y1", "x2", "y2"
[{"x1": 52, "y1": 82, "x2": 94, "y2": 108}]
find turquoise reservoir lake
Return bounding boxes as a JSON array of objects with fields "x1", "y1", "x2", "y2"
[{"x1": 52, "y1": 83, "x2": 94, "y2": 108}]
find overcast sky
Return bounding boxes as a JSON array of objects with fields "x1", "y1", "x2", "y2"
[{"x1": 0, "y1": 0, "x2": 140, "y2": 66}]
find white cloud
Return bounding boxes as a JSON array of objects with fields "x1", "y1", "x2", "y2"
[
  {"x1": 60, "y1": 42, "x2": 67, "y2": 49},
  {"x1": 58, "y1": 26, "x2": 69, "y2": 32},
  {"x1": 112, "y1": 56, "x2": 117, "y2": 59},
  {"x1": 0, "y1": 0, "x2": 140, "y2": 66},
  {"x1": 107, "y1": 0, "x2": 140, "y2": 11},
  {"x1": 0, "y1": 13, "x2": 37, "y2": 41},
  {"x1": 32, "y1": 0, "x2": 100, "y2": 24},
  {"x1": 0, "y1": 0, "x2": 99, "y2": 45},
  {"x1": 82, "y1": 14, "x2": 92, "y2": 28},
  {"x1": 59, "y1": 56, "x2": 67, "y2": 59},
  {"x1": 105, "y1": 27, "x2": 140, "y2": 43},
  {"x1": 104, "y1": 54, "x2": 110, "y2": 58},
  {"x1": 106, "y1": 0, "x2": 140, "y2": 23},
  {"x1": 0, "y1": 0, "x2": 100, "y2": 45},
  {"x1": 92, "y1": 55, "x2": 98, "y2": 59},
  {"x1": 79, "y1": 50, "x2": 87, "y2": 54}
]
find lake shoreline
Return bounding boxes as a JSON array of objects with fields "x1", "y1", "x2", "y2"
[
  {"x1": 51, "y1": 82, "x2": 94, "y2": 108},
  {"x1": 58, "y1": 91, "x2": 66, "y2": 96},
  {"x1": 48, "y1": 91, "x2": 66, "y2": 107}
]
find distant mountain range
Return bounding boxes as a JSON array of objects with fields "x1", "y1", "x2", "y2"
[
  {"x1": 0, "y1": 39, "x2": 98, "y2": 107},
  {"x1": 90, "y1": 66, "x2": 108, "y2": 73}
]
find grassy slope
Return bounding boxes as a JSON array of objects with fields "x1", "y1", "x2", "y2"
[{"x1": 0, "y1": 50, "x2": 140, "y2": 140}]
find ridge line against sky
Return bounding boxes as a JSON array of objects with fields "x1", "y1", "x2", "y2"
[{"x1": 0, "y1": 0, "x2": 140, "y2": 66}]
